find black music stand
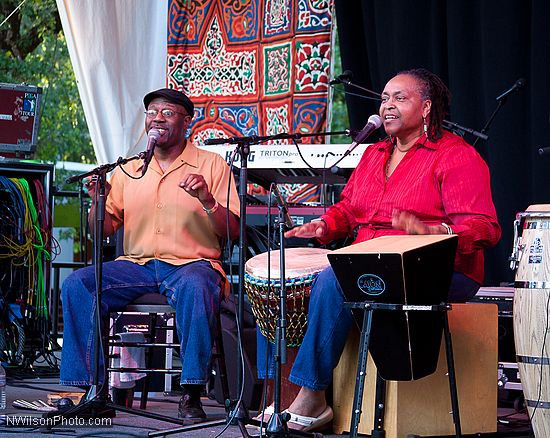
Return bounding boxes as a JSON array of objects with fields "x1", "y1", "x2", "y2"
[{"x1": 327, "y1": 235, "x2": 462, "y2": 438}]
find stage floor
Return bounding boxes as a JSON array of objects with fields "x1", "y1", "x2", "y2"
[{"x1": 0, "y1": 372, "x2": 533, "y2": 437}]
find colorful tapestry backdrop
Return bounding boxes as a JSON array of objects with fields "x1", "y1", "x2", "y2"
[{"x1": 167, "y1": 0, "x2": 334, "y2": 203}]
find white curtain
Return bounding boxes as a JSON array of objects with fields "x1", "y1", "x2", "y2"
[{"x1": 56, "y1": 0, "x2": 167, "y2": 164}]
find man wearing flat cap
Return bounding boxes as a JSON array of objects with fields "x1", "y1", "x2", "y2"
[{"x1": 59, "y1": 88, "x2": 240, "y2": 420}]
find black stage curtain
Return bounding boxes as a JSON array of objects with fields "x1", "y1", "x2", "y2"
[{"x1": 334, "y1": 0, "x2": 550, "y2": 286}]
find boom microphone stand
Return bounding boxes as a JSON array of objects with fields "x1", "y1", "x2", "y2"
[
  {"x1": 202, "y1": 135, "x2": 269, "y2": 428},
  {"x1": 205, "y1": 132, "x2": 350, "y2": 438},
  {"x1": 472, "y1": 77, "x2": 526, "y2": 147},
  {"x1": 264, "y1": 192, "x2": 296, "y2": 436},
  {"x1": 332, "y1": 74, "x2": 489, "y2": 145},
  {"x1": 45, "y1": 156, "x2": 129, "y2": 424},
  {"x1": 112, "y1": 131, "x2": 346, "y2": 436},
  {"x1": 102, "y1": 140, "x2": 248, "y2": 436},
  {"x1": 46, "y1": 154, "x2": 199, "y2": 429},
  {"x1": 241, "y1": 209, "x2": 324, "y2": 438}
]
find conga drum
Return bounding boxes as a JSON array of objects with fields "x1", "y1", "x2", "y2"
[
  {"x1": 245, "y1": 247, "x2": 331, "y2": 408},
  {"x1": 512, "y1": 205, "x2": 550, "y2": 437}
]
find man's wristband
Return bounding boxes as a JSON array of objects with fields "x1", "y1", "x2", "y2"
[
  {"x1": 441, "y1": 222, "x2": 454, "y2": 235},
  {"x1": 202, "y1": 200, "x2": 219, "y2": 215}
]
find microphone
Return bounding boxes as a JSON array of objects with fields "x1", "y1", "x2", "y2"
[
  {"x1": 344, "y1": 114, "x2": 382, "y2": 156},
  {"x1": 329, "y1": 70, "x2": 353, "y2": 86},
  {"x1": 538, "y1": 146, "x2": 550, "y2": 156},
  {"x1": 272, "y1": 185, "x2": 294, "y2": 229},
  {"x1": 141, "y1": 128, "x2": 161, "y2": 176},
  {"x1": 496, "y1": 78, "x2": 526, "y2": 101},
  {"x1": 329, "y1": 165, "x2": 348, "y2": 176},
  {"x1": 203, "y1": 134, "x2": 259, "y2": 145}
]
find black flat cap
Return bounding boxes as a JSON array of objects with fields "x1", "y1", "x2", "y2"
[{"x1": 143, "y1": 88, "x2": 194, "y2": 115}]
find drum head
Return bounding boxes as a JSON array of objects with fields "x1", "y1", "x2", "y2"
[
  {"x1": 526, "y1": 204, "x2": 550, "y2": 211},
  {"x1": 245, "y1": 247, "x2": 331, "y2": 279}
]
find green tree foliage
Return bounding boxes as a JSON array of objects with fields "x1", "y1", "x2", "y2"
[
  {"x1": 0, "y1": 0, "x2": 95, "y2": 172},
  {"x1": 0, "y1": 0, "x2": 349, "y2": 163},
  {"x1": 329, "y1": 27, "x2": 350, "y2": 144}
]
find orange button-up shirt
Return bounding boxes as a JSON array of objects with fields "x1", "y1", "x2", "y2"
[{"x1": 105, "y1": 141, "x2": 240, "y2": 287}]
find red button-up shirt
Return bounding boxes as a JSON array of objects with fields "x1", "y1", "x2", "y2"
[{"x1": 320, "y1": 131, "x2": 501, "y2": 284}]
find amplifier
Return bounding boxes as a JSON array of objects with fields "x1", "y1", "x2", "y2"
[
  {"x1": 246, "y1": 204, "x2": 325, "y2": 227},
  {"x1": 469, "y1": 286, "x2": 514, "y2": 317},
  {"x1": 470, "y1": 287, "x2": 522, "y2": 391},
  {"x1": 498, "y1": 361, "x2": 522, "y2": 391}
]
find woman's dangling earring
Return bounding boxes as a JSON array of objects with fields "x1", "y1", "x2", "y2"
[{"x1": 423, "y1": 116, "x2": 428, "y2": 134}]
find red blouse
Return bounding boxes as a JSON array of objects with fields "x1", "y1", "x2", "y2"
[{"x1": 320, "y1": 131, "x2": 501, "y2": 284}]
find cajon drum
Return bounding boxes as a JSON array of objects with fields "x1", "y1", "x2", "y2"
[{"x1": 332, "y1": 303, "x2": 498, "y2": 437}]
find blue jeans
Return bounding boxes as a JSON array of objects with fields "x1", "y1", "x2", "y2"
[
  {"x1": 60, "y1": 259, "x2": 223, "y2": 386},
  {"x1": 256, "y1": 267, "x2": 479, "y2": 391}
]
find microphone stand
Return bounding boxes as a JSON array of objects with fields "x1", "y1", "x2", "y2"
[
  {"x1": 68, "y1": 156, "x2": 145, "y2": 398},
  {"x1": 335, "y1": 78, "x2": 382, "y2": 101},
  {"x1": 230, "y1": 137, "x2": 253, "y2": 424},
  {"x1": 335, "y1": 77, "x2": 489, "y2": 146},
  {"x1": 472, "y1": 95, "x2": 509, "y2": 147},
  {"x1": 266, "y1": 205, "x2": 291, "y2": 436},
  {"x1": 442, "y1": 120, "x2": 488, "y2": 142},
  {"x1": 46, "y1": 155, "x2": 138, "y2": 423},
  {"x1": 205, "y1": 131, "x2": 331, "y2": 437},
  {"x1": 206, "y1": 134, "x2": 327, "y2": 438},
  {"x1": 240, "y1": 199, "x2": 320, "y2": 438},
  {"x1": 143, "y1": 139, "x2": 256, "y2": 437},
  {"x1": 46, "y1": 153, "x2": 200, "y2": 429}
]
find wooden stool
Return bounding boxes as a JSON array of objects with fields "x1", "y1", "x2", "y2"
[{"x1": 332, "y1": 303, "x2": 498, "y2": 437}]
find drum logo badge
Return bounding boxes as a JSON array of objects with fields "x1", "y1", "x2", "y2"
[
  {"x1": 528, "y1": 237, "x2": 543, "y2": 264},
  {"x1": 357, "y1": 274, "x2": 386, "y2": 296}
]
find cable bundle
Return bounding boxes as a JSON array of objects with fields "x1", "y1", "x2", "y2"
[{"x1": 0, "y1": 176, "x2": 57, "y2": 368}]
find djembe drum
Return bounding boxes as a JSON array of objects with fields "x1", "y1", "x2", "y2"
[
  {"x1": 245, "y1": 247, "x2": 331, "y2": 347},
  {"x1": 511, "y1": 205, "x2": 550, "y2": 438}
]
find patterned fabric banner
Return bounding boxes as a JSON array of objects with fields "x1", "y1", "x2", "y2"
[{"x1": 167, "y1": 0, "x2": 335, "y2": 202}]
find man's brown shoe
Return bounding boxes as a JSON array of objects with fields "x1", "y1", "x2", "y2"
[{"x1": 178, "y1": 392, "x2": 206, "y2": 420}]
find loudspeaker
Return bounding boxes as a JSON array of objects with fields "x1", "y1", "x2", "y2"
[
  {"x1": 328, "y1": 235, "x2": 457, "y2": 381},
  {"x1": 211, "y1": 311, "x2": 263, "y2": 411}
]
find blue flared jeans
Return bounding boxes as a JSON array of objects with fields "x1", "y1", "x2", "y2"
[
  {"x1": 60, "y1": 259, "x2": 223, "y2": 386},
  {"x1": 256, "y1": 266, "x2": 479, "y2": 391}
]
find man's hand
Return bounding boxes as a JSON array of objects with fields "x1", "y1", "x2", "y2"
[
  {"x1": 84, "y1": 176, "x2": 111, "y2": 199},
  {"x1": 179, "y1": 174, "x2": 214, "y2": 208},
  {"x1": 179, "y1": 173, "x2": 239, "y2": 240},
  {"x1": 85, "y1": 176, "x2": 115, "y2": 236},
  {"x1": 284, "y1": 220, "x2": 327, "y2": 239}
]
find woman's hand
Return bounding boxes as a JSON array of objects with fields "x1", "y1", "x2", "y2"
[
  {"x1": 284, "y1": 220, "x2": 327, "y2": 239},
  {"x1": 392, "y1": 210, "x2": 432, "y2": 235}
]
